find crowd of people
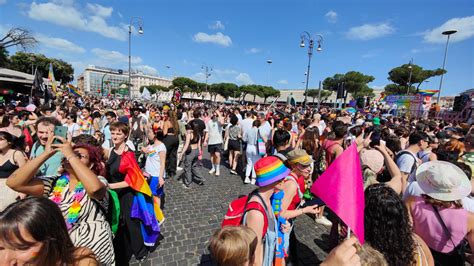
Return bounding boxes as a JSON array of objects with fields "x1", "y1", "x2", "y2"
[{"x1": 0, "y1": 94, "x2": 472, "y2": 266}]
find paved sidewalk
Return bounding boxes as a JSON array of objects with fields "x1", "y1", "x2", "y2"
[{"x1": 131, "y1": 156, "x2": 330, "y2": 265}]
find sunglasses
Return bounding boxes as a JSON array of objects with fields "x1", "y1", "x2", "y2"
[{"x1": 74, "y1": 151, "x2": 89, "y2": 159}]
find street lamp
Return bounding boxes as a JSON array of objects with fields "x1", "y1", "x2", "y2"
[
  {"x1": 406, "y1": 58, "x2": 413, "y2": 94},
  {"x1": 266, "y1": 59, "x2": 272, "y2": 85},
  {"x1": 128, "y1": 17, "x2": 144, "y2": 99},
  {"x1": 437, "y1": 29, "x2": 457, "y2": 103},
  {"x1": 300, "y1": 31, "x2": 323, "y2": 107},
  {"x1": 202, "y1": 65, "x2": 212, "y2": 101}
]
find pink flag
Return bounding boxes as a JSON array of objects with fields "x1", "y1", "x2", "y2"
[{"x1": 311, "y1": 143, "x2": 365, "y2": 244}]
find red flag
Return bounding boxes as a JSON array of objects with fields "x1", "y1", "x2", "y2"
[{"x1": 310, "y1": 143, "x2": 365, "y2": 244}]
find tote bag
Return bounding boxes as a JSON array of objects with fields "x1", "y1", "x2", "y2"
[{"x1": 257, "y1": 130, "x2": 266, "y2": 156}]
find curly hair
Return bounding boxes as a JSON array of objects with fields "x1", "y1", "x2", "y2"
[
  {"x1": 301, "y1": 127, "x2": 320, "y2": 159},
  {"x1": 365, "y1": 184, "x2": 416, "y2": 266}
]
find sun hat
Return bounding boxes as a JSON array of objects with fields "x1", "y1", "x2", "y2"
[
  {"x1": 286, "y1": 149, "x2": 314, "y2": 166},
  {"x1": 254, "y1": 156, "x2": 291, "y2": 187},
  {"x1": 360, "y1": 149, "x2": 384, "y2": 174},
  {"x1": 416, "y1": 161, "x2": 471, "y2": 201}
]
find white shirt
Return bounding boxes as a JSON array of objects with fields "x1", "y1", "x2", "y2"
[
  {"x1": 206, "y1": 119, "x2": 223, "y2": 145},
  {"x1": 240, "y1": 118, "x2": 254, "y2": 140},
  {"x1": 144, "y1": 143, "x2": 167, "y2": 177},
  {"x1": 259, "y1": 121, "x2": 272, "y2": 141}
]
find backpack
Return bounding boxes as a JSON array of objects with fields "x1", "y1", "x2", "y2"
[
  {"x1": 394, "y1": 150, "x2": 418, "y2": 175},
  {"x1": 222, "y1": 189, "x2": 269, "y2": 237}
]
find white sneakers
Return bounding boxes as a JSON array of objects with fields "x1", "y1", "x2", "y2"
[
  {"x1": 244, "y1": 177, "x2": 251, "y2": 184},
  {"x1": 315, "y1": 216, "x2": 332, "y2": 226},
  {"x1": 250, "y1": 179, "x2": 256, "y2": 185},
  {"x1": 209, "y1": 169, "x2": 216, "y2": 174}
]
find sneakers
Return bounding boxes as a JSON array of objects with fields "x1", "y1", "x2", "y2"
[
  {"x1": 177, "y1": 166, "x2": 184, "y2": 172},
  {"x1": 182, "y1": 184, "x2": 191, "y2": 189},
  {"x1": 209, "y1": 169, "x2": 216, "y2": 175},
  {"x1": 315, "y1": 216, "x2": 333, "y2": 226},
  {"x1": 244, "y1": 177, "x2": 251, "y2": 184},
  {"x1": 215, "y1": 170, "x2": 220, "y2": 176},
  {"x1": 230, "y1": 170, "x2": 238, "y2": 175},
  {"x1": 250, "y1": 179, "x2": 256, "y2": 185}
]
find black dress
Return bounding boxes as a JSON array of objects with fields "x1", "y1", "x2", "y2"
[
  {"x1": 106, "y1": 149, "x2": 148, "y2": 265},
  {"x1": 162, "y1": 127, "x2": 179, "y2": 178}
]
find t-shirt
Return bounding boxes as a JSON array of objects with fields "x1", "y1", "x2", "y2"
[
  {"x1": 30, "y1": 142, "x2": 63, "y2": 177},
  {"x1": 396, "y1": 150, "x2": 419, "y2": 181},
  {"x1": 259, "y1": 121, "x2": 272, "y2": 141},
  {"x1": 144, "y1": 143, "x2": 167, "y2": 177},
  {"x1": 404, "y1": 181, "x2": 474, "y2": 213},
  {"x1": 240, "y1": 118, "x2": 254, "y2": 141},
  {"x1": 65, "y1": 123, "x2": 79, "y2": 139},
  {"x1": 206, "y1": 120, "x2": 223, "y2": 145}
]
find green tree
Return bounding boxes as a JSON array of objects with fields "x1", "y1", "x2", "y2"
[
  {"x1": 209, "y1": 83, "x2": 239, "y2": 101},
  {"x1": 386, "y1": 64, "x2": 446, "y2": 95},
  {"x1": 0, "y1": 47, "x2": 8, "y2": 67},
  {"x1": 172, "y1": 77, "x2": 202, "y2": 97},
  {"x1": 323, "y1": 71, "x2": 375, "y2": 104},
  {"x1": 261, "y1": 86, "x2": 280, "y2": 104},
  {"x1": 9, "y1": 52, "x2": 74, "y2": 83},
  {"x1": 239, "y1": 85, "x2": 255, "y2": 102},
  {"x1": 304, "y1": 89, "x2": 333, "y2": 105}
]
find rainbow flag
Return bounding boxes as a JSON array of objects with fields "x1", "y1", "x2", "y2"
[
  {"x1": 48, "y1": 63, "x2": 57, "y2": 93},
  {"x1": 418, "y1": 89, "x2": 439, "y2": 97},
  {"x1": 67, "y1": 84, "x2": 82, "y2": 97},
  {"x1": 119, "y1": 151, "x2": 162, "y2": 246}
]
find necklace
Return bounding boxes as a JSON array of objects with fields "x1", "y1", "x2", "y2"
[{"x1": 51, "y1": 173, "x2": 86, "y2": 230}]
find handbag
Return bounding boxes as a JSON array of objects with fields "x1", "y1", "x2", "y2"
[
  {"x1": 257, "y1": 129, "x2": 266, "y2": 156},
  {"x1": 430, "y1": 205, "x2": 465, "y2": 266}
]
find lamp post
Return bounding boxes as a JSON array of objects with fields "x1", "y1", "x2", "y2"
[
  {"x1": 300, "y1": 32, "x2": 323, "y2": 107},
  {"x1": 437, "y1": 30, "x2": 456, "y2": 103},
  {"x1": 406, "y1": 58, "x2": 413, "y2": 94},
  {"x1": 201, "y1": 65, "x2": 212, "y2": 101},
  {"x1": 128, "y1": 17, "x2": 144, "y2": 99},
  {"x1": 266, "y1": 59, "x2": 272, "y2": 85}
]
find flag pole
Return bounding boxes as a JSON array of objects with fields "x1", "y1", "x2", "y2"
[{"x1": 29, "y1": 67, "x2": 37, "y2": 104}]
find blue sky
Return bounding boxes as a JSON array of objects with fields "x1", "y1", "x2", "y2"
[{"x1": 1, "y1": 0, "x2": 473, "y2": 96}]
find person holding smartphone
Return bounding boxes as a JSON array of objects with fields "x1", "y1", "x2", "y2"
[{"x1": 29, "y1": 117, "x2": 63, "y2": 177}]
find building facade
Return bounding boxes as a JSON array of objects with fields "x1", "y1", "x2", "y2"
[{"x1": 77, "y1": 66, "x2": 172, "y2": 98}]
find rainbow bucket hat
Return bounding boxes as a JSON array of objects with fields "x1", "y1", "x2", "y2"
[{"x1": 254, "y1": 156, "x2": 291, "y2": 187}]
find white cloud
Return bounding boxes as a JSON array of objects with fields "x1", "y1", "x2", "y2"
[
  {"x1": 245, "y1": 48, "x2": 261, "y2": 54},
  {"x1": 86, "y1": 3, "x2": 113, "y2": 18},
  {"x1": 0, "y1": 0, "x2": 7, "y2": 5},
  {"x1": 28, "y1": 1, "x2": 126, "y2": 41},
  {"x1": 192, "y1": 32, "x2": 232, "y2": 47},
  {"x1": 346, "y1": 23, "x2": 395, "y2": 40},
  {"x1": 209, "y1": 20, "x2": 225, "y2": 30},
  {"x1": 91, "y1": 48, "x2": 142, "y2": 64},
  {"x1": 423, "y1": 16, "x2": 474, "y2": 44},
  {"x1": 192, "y1": 72, "x2": 206, "y2": 82},
  {"x1": 361, "y1": 50, "x2": 380, "y2": 58},
  {"x1": 325, "y1": 11, "x2": 338, "y2": 23},
  {"x1": 278, "y1": 79, "x2": 288, "y2": 85},
  {"x1": 135, "y1": 65, "x2": 158, "y2": 75},
  {"x1": 36, "y1": 34, "x2": 85, "y2": 53},
  {"x1": 214, "y1": 69, "x2": 238, "y2": 75},
  {"x1": 235, "y1": 73, "x2": 253, "y2": 85}
]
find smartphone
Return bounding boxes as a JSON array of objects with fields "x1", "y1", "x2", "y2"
[
  {"x1": 54, "y1": 126, "x2": 68, "y2": 140},
  {"x1": 370, "y1": 132, "x2": 381, "y2": 147},
  {"x1": 302, "y1": 197, "x2": 326, "y2": 208}
]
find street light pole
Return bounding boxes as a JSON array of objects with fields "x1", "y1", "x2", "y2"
[
  {"x1": 202, "y1": 65, "x2": 212, "y2": 101},
  {"x1": 128, "y1": 17, "x2": 144, "y2": 99},
  {"x1": 300, "y1": 32, "x2": 323, "y2": 107},
  {"x1": 437, "y1": 30, "x2": 457, "y2": 104},
  {"x1": 406, "y1": 58, "x2": 413, "y2": 94},
  {"x1": 266, "y1": 59, "x2": 272, "y2": 85}
]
